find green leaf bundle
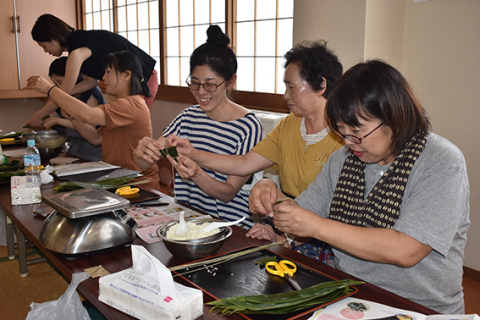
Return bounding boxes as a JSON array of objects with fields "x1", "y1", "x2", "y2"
[
  {"x1": 206, "y1": 279, "x2": 364, "y2": 316},
  {"x1": 160, "y1": 146, "x2": 178, "y2": 159},
  {"x1": 0, "y1": 160, "x2": 25, "y2": 183},
  {"x1": 54, "y1": 176, "x2": 137, "y2": 193},
  {"x1": 0, "y1": 131, "x2": 24, "y2": 139}
]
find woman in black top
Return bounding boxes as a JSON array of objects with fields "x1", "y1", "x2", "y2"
[
  {"x1": 43, "y1": 57, "x2": 104, "y2": 161},
  {"x1": 27, "y1": 14, "x2": 157, "y2": 128}
]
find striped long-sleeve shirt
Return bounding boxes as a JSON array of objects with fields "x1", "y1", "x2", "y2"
[{"x1": 163, "y1": 105, "x2": 263, "y2": 228}]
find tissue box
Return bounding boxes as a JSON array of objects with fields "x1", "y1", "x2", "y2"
[
  {"x1": 11, "y1": 176, "x2": 42, "y2": 205},
  {"x1": 99, "y1": 276, "x2": 203, "y2": 320},
  {"x1": 98, "y1": 245, "x2": 203, "y2": 320}
]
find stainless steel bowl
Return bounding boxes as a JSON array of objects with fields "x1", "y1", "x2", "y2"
[
  {"x1": 157, "y1": 217, "x2": 232, "y2": 261},
  {"x1": 39, "y1": 209, "x2": 137, "y2": 257}
]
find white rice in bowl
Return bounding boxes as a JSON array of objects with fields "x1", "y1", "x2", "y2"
[{"x1": 166, "y1": 221, "x2": 220, "y2": 240}]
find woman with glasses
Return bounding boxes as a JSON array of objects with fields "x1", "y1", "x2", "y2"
[
  {"x1": 252, "y1": 60, "x2": 470, "y2": 314},
  {"x1": 133, "y1": 25, "x2": 263, "y2": 228}
]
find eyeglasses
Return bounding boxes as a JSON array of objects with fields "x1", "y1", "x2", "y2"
[
  {"x1": 186, "y1": 78, "x2": 226, "y2": 93},
  {"x1": 336, "y1": 122, "x2": 385, "y2": 144}
]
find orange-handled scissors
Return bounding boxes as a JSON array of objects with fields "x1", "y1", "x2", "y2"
[{"x1": 266, "y1": 260, "x2": 302, "y2": 290}]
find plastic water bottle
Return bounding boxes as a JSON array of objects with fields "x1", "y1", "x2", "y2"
[
  {"x1": 24, "y1": 140, "x2": 41, "y2": 179},
  {"x1": 0, "y1": 143, "x2": 8, "y2": 165}
]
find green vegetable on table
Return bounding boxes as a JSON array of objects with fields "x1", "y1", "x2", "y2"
[
  {"x1": 255, "y1": 256, "x2": 277, "y2": 266},
  {"x1": 0, "y1": 131, "x2": 24, "y2": 139},
  {"x1": 206, "y1": 279, "x2": 364, "y2": 316},
  {"x1": 54, "y1": 176, "x2": 137, "y2": 193},
  {"x1": 0, "y1": 160, "x2": 25, "y2": 183}
]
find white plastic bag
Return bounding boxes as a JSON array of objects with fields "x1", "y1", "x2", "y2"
[
  {"x1": 26, "y1": 272, "x2": 91, "y2": 320},
  {"x1": 98, "y1": 245, "x2": 203, "y2": 320},
  {"x1": 40, "y1": 165, "x2": 54, "y2": 184}
]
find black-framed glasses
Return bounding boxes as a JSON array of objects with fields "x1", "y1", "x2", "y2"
[
  {"x1": 185, "y1": 78, "x2": 226, "y2": 93},
  {"x1": 336, "y1": 122, "x2": 385, "y2": 144}
]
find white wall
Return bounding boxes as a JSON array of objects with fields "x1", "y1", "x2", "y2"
[
  {"x1": 401, "y1": 0, "x2": 480, "y2": 271},
  {"x1": 293, "y1": 0, "x2": 367, "y2": 70}
]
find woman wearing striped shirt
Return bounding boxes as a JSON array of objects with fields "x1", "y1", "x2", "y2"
[{"x1": 133, "y1": 26, "x2": 263, "y2": 229}]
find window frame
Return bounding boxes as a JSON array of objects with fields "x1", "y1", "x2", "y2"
[{"x1": 79, "y1": 0, "x2": 289, "y2": 113}]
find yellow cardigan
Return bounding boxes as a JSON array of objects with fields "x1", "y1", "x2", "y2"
[{"x1": 252, "y1": 113, "x2": 344, "y2": 197}]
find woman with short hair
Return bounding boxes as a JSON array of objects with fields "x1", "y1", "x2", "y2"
[{"x1": 251, "y1": 60, "x2": 470, "y2": 313}]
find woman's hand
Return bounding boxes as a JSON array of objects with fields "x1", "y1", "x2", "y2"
[
  {"x1": 167, "y1": 154, "x2": 202, "y2": 180},
  {"x1": 249, "y1": 179, "x2": 279, "y2": 217},
  {"x1": 133, "y1": 137, "x2": 165, "y2": 169},
  {"x1": 25, "y1": 76, "x2": 53, "y2": 94},
  {"x1": 166, "y1": 134, "x2": 198, "y2": 159},
  {"x1": 246, "y1": 223, "x2": 282, "y2": 241},
  {"x1": 272, "y1": 202, "x2": 320, "y2": 238},
  {"x1": 42, "y1": 117, "x2": 58, "y2": 129},
  {"x1": 26, "y1": 114, "x2": 44, "y2": 129}
]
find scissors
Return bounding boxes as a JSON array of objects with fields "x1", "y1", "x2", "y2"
[{"x1": 265, "y1": 260, "x2": 302, "y2": 290}]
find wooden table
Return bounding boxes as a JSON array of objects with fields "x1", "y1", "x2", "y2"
[{"x1": 0, "y1": 181, "x2": 437, "y2": 319}]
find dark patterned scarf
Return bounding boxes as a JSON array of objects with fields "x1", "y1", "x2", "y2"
[{"x1": 328, "y1": 131, "x2": 427, "y2": 228}]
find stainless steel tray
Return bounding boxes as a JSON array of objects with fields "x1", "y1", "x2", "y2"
[{"x1": 42, "y1": 188, "x2": 130, "y2": 219}]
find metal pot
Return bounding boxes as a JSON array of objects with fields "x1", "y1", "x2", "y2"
[{"x1": 39, "y1": 209, "x2": 137, "y2": 257}]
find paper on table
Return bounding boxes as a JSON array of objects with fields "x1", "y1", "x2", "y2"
[
  {"x1": 54, "y1": 161, "x2": 120, "y2": 177},
  {"x1": 308, "y1": 297, "x2": 479, "y2": 320},
  {"x1": 84, "y1": 265, "x2": 110, "y2": 278},
  {"x1": 94, "y1": 168, "x2": 142, "y2": 181},
  {"x1": 3, "y1": 149, "x2": 25, "y2": 158},
  {"x1": 49, "y1": 156, "x2": 79, "y2": 166}
]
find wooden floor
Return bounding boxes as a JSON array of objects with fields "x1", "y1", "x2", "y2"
[{"x1": 0, "y1": 244, "x2": 479, "y2": 319}]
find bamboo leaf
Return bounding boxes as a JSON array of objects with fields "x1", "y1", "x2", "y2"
[
  {"x1": 53, "y1": 176, "x2": 141, "y2": 193},
  {"x1": 160, "y1": 146, "x2": 178, "y2": 159},
  {"x1": 0, "y1": 131, "x2": 24, "y2": 139},
  {"x1": 207, "y1": 279, "x2": 364, "y2": 315}
]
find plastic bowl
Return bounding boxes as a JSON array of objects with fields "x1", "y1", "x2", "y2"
[{"x1": 157, "y1": 217, "x2": 232, "y2": 261}]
